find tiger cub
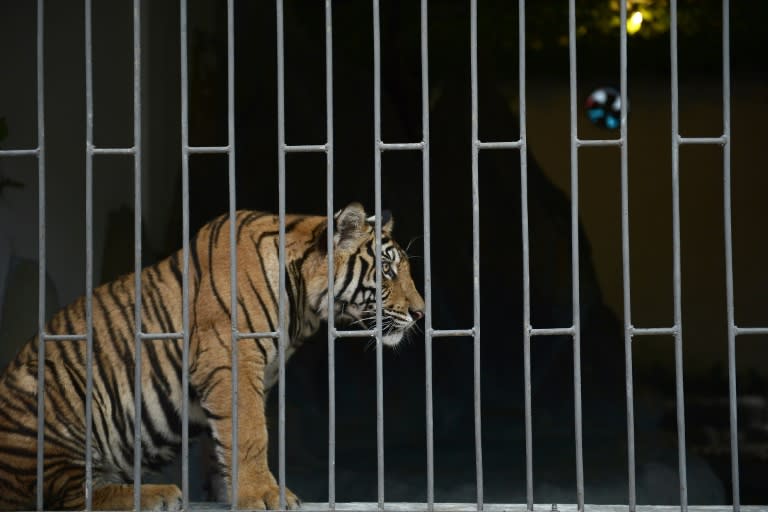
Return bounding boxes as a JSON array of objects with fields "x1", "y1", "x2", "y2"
[{"x1": 0, "y1": 203, "x2": 425, "y2": 510}]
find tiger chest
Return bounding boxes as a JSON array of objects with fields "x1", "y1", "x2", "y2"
[
  {"x1": 261, "y1": 311, "x2": 320, "y2": 389},
  {"x1": 263, "y1": 343, "x2": 298, "y2": 390}
]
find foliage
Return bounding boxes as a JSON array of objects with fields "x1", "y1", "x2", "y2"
[{"x1": 525, "y1": 0, "x2": 725, "y2": 48}]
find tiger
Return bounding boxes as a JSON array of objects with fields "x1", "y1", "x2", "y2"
[{"x1": 0, "y1": 202, "x2": 425, "y2": 511}]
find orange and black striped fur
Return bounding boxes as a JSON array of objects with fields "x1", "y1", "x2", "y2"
[{"x1": 0, "y1": 203, "x2": 425, "y2": 510}]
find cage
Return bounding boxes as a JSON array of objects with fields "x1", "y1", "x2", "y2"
[{"x1": 0, "y1": 0, "x2": 766, "y2": 511}]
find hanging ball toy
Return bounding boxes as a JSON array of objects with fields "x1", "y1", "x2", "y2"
[{"x1": 584, "y1": 86, "x2": 624, "y2": 130}]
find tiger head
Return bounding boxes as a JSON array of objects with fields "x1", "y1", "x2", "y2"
[{"x1": 327, "y1": 202, "x2": 425, "y2": 346}]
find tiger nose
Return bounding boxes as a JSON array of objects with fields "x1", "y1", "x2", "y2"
[{"x1": 409, "y1": 307, "x2": 424, "y2": 321}]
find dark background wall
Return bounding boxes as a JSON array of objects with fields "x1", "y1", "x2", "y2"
[{"x1": 1, "y1": 0, "x2": 766, "y2": 506}]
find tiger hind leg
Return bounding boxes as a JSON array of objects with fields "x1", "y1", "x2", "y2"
[{"x1": 91, "y1": 483, "x2": 182, "y2": 511}]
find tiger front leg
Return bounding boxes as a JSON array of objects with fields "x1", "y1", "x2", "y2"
[{"x1": 195, "y1": 343, "x2": 300, "y2": 510}]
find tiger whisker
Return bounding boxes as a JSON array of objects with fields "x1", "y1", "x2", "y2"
[{"x1": 404, "y1": 235, "x2": 423, "y2": 255}]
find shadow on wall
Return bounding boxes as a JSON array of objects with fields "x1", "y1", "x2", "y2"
[
  {"x1": 0, "y1": 176, "x2": 60, "y2": 368},
  {"x1": 0, "y1": 257, "x2": 60, "y2": 369}
]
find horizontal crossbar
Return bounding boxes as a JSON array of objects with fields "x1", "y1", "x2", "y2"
[
  {"x1": 576, "y1": 138, "x2": 623, "y2": 147},
  {"x1": 734, "y1": 326, "x2": 768, "y2": 336},
  {"x1": 200, "y1": 503, "x2": 764, "y2": 512},
  {"x1": 430, "y1": 328, "x2": 474, "y2": 337},
  {"x1": 0, "y1": 148, "x2": 40, "y2": 157},
  {"x1": 631, "y1": 326, "x2": 678, "y2": 336},
  {"x1": 678, "y1": 135, "x2": 727, "y2": 145},
  {"x1": 237, "y1": 331, "x2": 280, "y2": 339},
  {"x1": 529, "y1": 326, "x2": 575, "y2": 336},
  {"x1": 91, "y1": 147, "x2": 135, "y2": 155},
  {"x1": 379, "y1": 141, "x2": 425, "y2": 151},
  {"x1": 187, "y1": 145, "x2": 231, "y2": 154},
  {"x1": 334, "y1": 329, "x2": 376, "y2": 338},
  {"x1": 140, "y1": 332, "x2": 184, "y2": 340},
  {"x1": 283, "y1": 143, "x2": 328, "y2": 153},
  {"x1": 43, "y1": 333, "x2": 86, "y2": 341},
  {"x1": 476, "y1": 140, "x2": 522, "y2": 150}
]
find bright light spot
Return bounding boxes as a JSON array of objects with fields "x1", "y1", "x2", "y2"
[{"x1": 627, "y1": 10, "x2": 644, "y2": 35}]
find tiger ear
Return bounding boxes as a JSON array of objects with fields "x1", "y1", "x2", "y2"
[
  {"x1": 366, "y1": 210, "x2": 394, "y2": 236},
  {"x1": 333, "y1": 202, "x2": 367, "y2": 250}
]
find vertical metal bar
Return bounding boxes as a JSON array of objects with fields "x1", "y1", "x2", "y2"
[
  {"x1": 325, "y1": 1, "x2": 336, "y2": 508},
  {"x1": 618, "y1": 1, "x2": 637, "y2": 510},
  {"x1": 518, "y1": 0, "x2": 533, "y2": 508},
  {"x1": 35, "y1": 0, "x2": 46, "y2": 508},
  {"x1": 179, "y1": 0, "x2": 191, "y2": 507},
  {"x1": 721, "y1": 1, "x2": 739, "y2": 510},
  {"x1": 372, "y1": 1, "x2": 385, "y2": 508},
  {"x1": 567, "y1": 0, "x2": 585, "y2": 509},
  {"x1": 469, "y1": 1, "x2": 484, "y2": 509},
  {"x1": 84, "y1": 0, "x2": 95, "y2": 508},
  {"x1": 225, "y1": 0, "x2": 239, "y2": 508},
  {"x1": 132, "y1": 0, "x2": 144, "y2": 509},
  {"x1": 669, "y1": 2, "x2": 689, "y2": 510},
  {"x1": 420, "y1": 0, "x2": 434, "y2": 509},
  {"x1": 276, "y1": 1, "x2": 288, "y2": 508}
]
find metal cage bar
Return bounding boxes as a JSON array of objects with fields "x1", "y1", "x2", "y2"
[
  {"x1": 0, "y1": 148, "x2": 40, "y2": 156},
  {"x1": 678, "y1": 136, "x2": 727, "y2": 146},
  {"x1": 84, "y1": 0, "x2": 96, "y2": 507},
  {"x1": 720, "y1": 1, "x2": 739, "y2": 510},
  {"x1": 617, "y1": 0, "x2": 637, "y2": 509},
  {"x1": 139, "y1": 332, "x2": 184, "y2": 340},
  {"x1": 131, "y1": 0, "x2": 143, "y2": 509},
  {"x1": 267, "y1": 506, "x2": 768, "y2": 512},
  {"x1": 284, "y1": 143, "x2": 328, "y2": 153},
  {"x1": 734, "y1": 327, "x2": 768, "y2": 336},
  {"x1": 431, "y1": 329, "x2": 474, "y2": 338},
  {"x1": 516, "y1": 0, "x2": 534, "y2": 509},
  {"x1": 35, "y1": 0, "x2": 46, "y2": 509},
  {"x1": 567, "y1": 0, "x2": 585, "y2": 508},
  {"x1": 631, "y1": 327, "x2": 677, "y2": 337},
  {"x1": 335, "y1": 329, "x2": 377, "y2": 338},
  {"x1": 476, "y1": 140, "x2": 522, "y2": 150},
  {"x1": 325, "y1": 2, "x2": 336, "y2": 508},
  {"x1": 469, "y1": 1, "x2": 485, "y2": 509},
  {"x1": 419, "y1": 0, "x2": 434, "y2": 508},
  {"x1": 227, "y1": 0, "x2": 239, "y2": 509},
  {"x1": 379, "y1": 142, "x2": 425, "y2": 151},
  {"x1": 372, "y1": 1, "x2": 386, "y2": 507},
  {"x1": 188, "y1": 145, "x2": 230, "y2": 154},
  {"x1": 91, "y1": 147, "x2": 135, "y2": 155},
  {"x1": 575, "y1": 138, "x2": 622, "y2": 148},
  {"x1": 180, "y1": 0, "x2": 192, "y2": 506},
  {"x1": 276, "y1": 1, "x2": 289, "y2": 508},
  {"x1": 42, "y1": 333, "x2": 87, "y2": 341},
  {"x1": 529, "y1": 327, "x2": 575, "y2": 337},
  {"x1": 670, "y1": 2, "x2": 690, "y2": 510}
]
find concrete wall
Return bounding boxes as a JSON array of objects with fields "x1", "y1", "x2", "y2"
[
  {"x1": 526, "y1": 76, "x2": 768, "y2": 376},
  {"x1": 0, "y1": 1, "x2": 181, "y2": 351}
]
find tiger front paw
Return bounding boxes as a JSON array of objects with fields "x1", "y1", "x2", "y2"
[
  {"x1": 140, "y1": 484, "x2": 183, "y2": 512},
  {"x1": 238, "y1": 485, "x2": 301, "y2": 510}
]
